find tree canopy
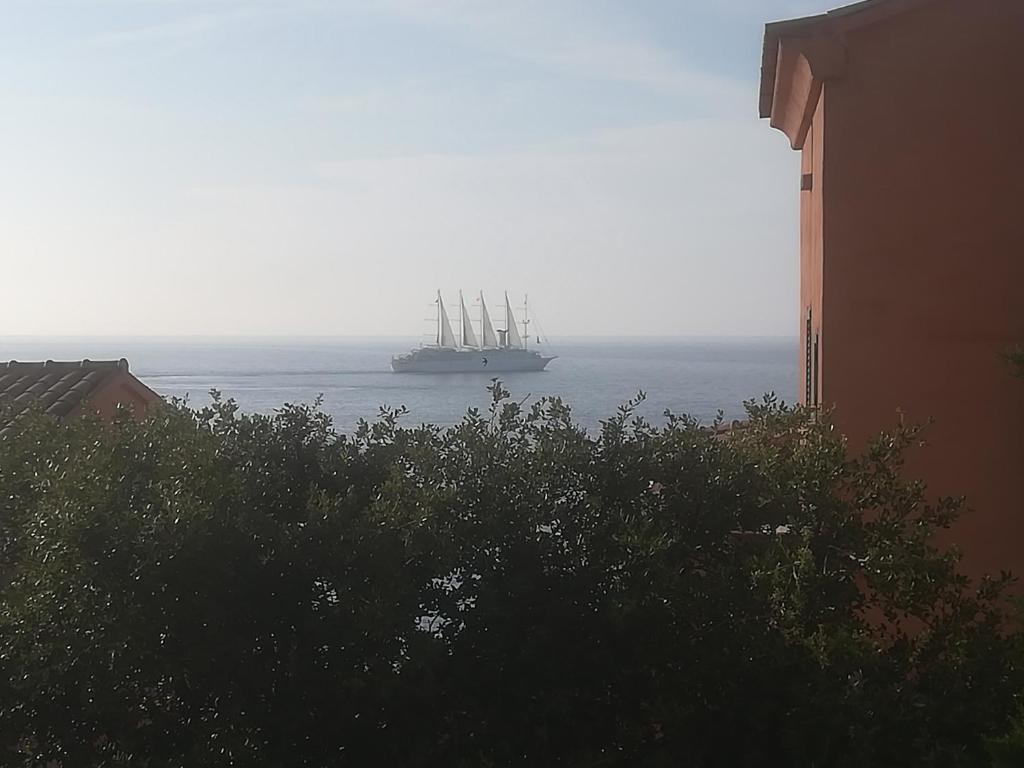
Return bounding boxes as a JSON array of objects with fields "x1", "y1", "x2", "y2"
[{"x1": 0, "y1": 385, "x2": 1020, "y2": 767}]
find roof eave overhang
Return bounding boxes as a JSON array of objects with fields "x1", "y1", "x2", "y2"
[
  {"x1": 759, "y1": 0, "x2": 935, "y2": 149},
  {"x1": 760, "y1": 28, "x2": 847, "y2": 149},
  {"x1": 759, "y1": 15, "x2": 827, "y2": 119}
]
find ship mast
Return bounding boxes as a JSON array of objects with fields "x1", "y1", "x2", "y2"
[
  {"x1": 523, "y1": 293, "x2": 530, "y2": 349},
  {"x1": 436, "y1": 291, "x2": 458, "y2": 348},
  {"x1": 459, "y1": 290, "x2": 479, "y2": 349},
  {"x1": 480, "y1": 292, "x2": 498, "y2": 348},
  {"x1": 504, "y1": 292, "x2": 523, "y2": 349},
  {"x1": 436, "y1": 290, "x2": 442, "y2": 346},
  {"x1": 460, "y1": 291, "x2": 466, "y2": 348}
]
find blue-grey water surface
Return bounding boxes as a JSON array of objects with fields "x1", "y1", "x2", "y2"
[{"x1": 0, "y1": 337, "x2": 797, "y2": 434}]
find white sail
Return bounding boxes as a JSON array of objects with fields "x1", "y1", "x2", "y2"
[
  {"x1": 460, "y1": 292, "x2": 479, "y2": 348},
  {"x1": 480, "y1": 292, "x2": 499, "y2": 348},
  {"x1": 437, "y1": 291, "x2": 458, "y2": 348},
  {"x1": 392, "y1": 290, "x2": 556, "y2": 373},
  {"x1": 505, "y1": 292, "x2": 523, "y2": 349}
]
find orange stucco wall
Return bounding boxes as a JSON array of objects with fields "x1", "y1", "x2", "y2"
[
  {"x1": 806, "y1": 0, "x2": 1024, "y2": 578},
  {"x1": 799, "y1": 101, "x2": 825, "y2": 406}
]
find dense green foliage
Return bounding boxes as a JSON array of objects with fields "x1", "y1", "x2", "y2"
[
  {"x1": 0, "y1": 386, "x2": 1021, "y2": 767},
  {"x1": 1008, "y1": 346, "x2": 1024, "y2": 378}
]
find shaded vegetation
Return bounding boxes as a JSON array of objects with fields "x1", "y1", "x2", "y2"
[
  {"x1": 0, "y1": 385, "x2": 1021, "y2": 767},
  {"x1": 1008, "y1": 346, "x2": 1024, "y2": 378}
]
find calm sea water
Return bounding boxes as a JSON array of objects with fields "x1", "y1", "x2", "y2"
[{"x1": 0, "y1": 337, "x2": 797, "y2": 434}]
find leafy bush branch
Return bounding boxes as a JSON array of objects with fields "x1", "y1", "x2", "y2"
[{"x1": 0, "y1": 385, "x2": 1020, "y2": 766}]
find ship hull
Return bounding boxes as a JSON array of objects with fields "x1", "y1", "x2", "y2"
[{"x1": 391, "y1": 347, "x2": 555, "y2": 373}]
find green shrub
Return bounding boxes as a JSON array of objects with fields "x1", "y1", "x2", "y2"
[
  {"x1": 987, "y1": 708, "x2": 1024, "y2": 767},
  {"x1": 0, "y1": 386, "x2": 1020, "y2": 767},
  {"x1": 1008, "y1": 346, "x2": 1024, "y2": 378}
]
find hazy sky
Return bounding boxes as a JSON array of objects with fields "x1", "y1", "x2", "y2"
[{"x1": 1, "y1": 0, "x2": 826, "y2": 337}]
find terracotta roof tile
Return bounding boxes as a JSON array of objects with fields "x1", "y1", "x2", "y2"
[{"x1": 0, "y1": 359, "x2": 132, "y2": 437}]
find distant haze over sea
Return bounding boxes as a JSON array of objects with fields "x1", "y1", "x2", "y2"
[{"x1": 0, "y1": 337, "x2": 797, "y2": 433}]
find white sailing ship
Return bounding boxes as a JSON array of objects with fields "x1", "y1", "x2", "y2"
[{"x1": 391, "y1": 292, "x2": 556, "y2": 373}]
